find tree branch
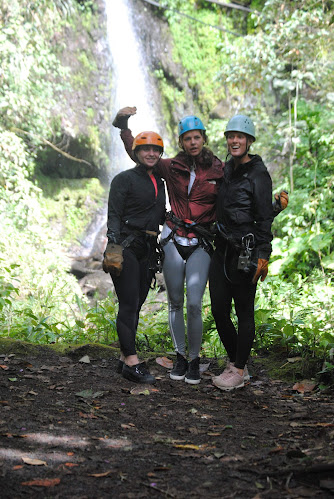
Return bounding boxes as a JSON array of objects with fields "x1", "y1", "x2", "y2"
[{"x1": 11, "y1": 127, "x2": 93, "y2": 167}]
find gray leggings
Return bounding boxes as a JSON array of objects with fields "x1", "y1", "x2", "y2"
[{"x1": 162, "y1": 241, "x2": 211, "y2": 360}]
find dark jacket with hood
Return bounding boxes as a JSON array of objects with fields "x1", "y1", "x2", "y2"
[
  {"x1": 107, "y1": 163, "x2": 166, "y2": 247},
  {"x1": 215, "y1": 154, "x2": 273, "y2": 260}
]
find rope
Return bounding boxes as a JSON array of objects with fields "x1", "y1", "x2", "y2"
[{"x1": 141, "y1": 0, "x2": 242, "y2": 37}]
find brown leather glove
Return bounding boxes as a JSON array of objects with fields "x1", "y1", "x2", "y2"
[
  {"x1": 112, "y1": 106, "x2": 137, "y2": 129},
  {"x1": 102, "y1": 243, "x2": 124, "y2": 276},
  {"x1": 252, "y1": 258, "x2": 269, "y2": 284},
  {"x1": 274, "y1": 190, "x2": 289, "y2": 212}
]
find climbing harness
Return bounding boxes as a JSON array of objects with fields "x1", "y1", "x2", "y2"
[
  {"x1": 160, "y1": 211, "x2": 214, "y2": 256},
  {"x1": 216, "y1": 223, "x2": 257, "y2": 284}
]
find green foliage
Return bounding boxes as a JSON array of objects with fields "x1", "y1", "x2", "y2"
[
  {"x1": 1, "y1": 0, "x2": 334, "y2": 384},
  {"x1": 160, "y1": 2, "x2": 230, "y2": 115}
]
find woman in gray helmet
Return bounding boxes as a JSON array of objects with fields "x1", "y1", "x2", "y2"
[{"x1": 209, "y1": 115, "x2": 276, "y2": 391}]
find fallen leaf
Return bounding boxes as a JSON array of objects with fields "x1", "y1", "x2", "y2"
[
  {"x1": 65, "y1": 463, "x2": 79, "y2": 468},
  {"x1": 75, "y1": 389, "x2": 104, "y2": 399},
  {"x1": 79, "y1": 355, "x2": 90, "y2": 363},
  {"x1": 199, "y1": 362, "x2": 210, "y2": 373},
  {"x1": 252, "y1": 390, "x2": 264, "y2": 395},
  {"x1": 130, "y1": 387, "x2": 151, "y2": 396},
  {"x1": 287, "y1": 357, "x2": 303, "y2": 363},
  {"x1": 292, "y1": 380, "x2": 316, "y2": 393},
  {"x1": 0, "y1": 365, "x2": 9, "y2": 370},
  {"x1": 22, "y1": 457, "x2": 47, "y2": 466},
  {"x1": 269, "y1": 446, "x2": 284, "y2": 454},
  {"x1": 220, "y1": 455, "x2": 244, "y2": 462},
  {"x1": 8, "y1": 378, "x2": 18, "y2": 382},
  {"x1": 12, "y1": 465, "x2": 24, "y2": 470},
  {"x1": 173, "y1": 444, "x2": 200, "y2": 450},
  {"x1": 79, "y1": 411, "x2": 98, "y2": 419},
  {"x1": 290, "y1": 422, "x2": 334, "y2": 428},
  {"x1": 121, "y1": 423, "x2": 136, "y2": 429},
  {"x1": 21, "y1": 478, "x2": 60, "y2": 487},
  {"x1": 88, "y1": 470, "x2": 116, "y2": 477},
  {"x1": 155, "y1": 357, "x2": 173, "y2": 369}
]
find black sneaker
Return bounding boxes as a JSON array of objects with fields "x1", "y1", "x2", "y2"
[
  {"x1": 185, "y1": 357, "x2": 201, "y2": 385},
  {"x1": 170, "y1": 353, "x2": 188, "y2": 380},
  {"x1": 122, "y1": 362, "x2": 156, "y2": 384},
  {"x1": 116, "y1": 359, "x2": 124, "y2": 374}
]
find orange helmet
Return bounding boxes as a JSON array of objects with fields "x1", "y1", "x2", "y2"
[{"x1": 132, "y1": 131, "x2": 164, "y2": 152}]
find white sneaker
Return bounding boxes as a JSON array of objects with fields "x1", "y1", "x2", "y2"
[{"x1": 212, "y1": 365, "x2": 245, "y2": 391}]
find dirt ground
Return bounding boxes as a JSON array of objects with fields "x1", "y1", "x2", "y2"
[{"x1": 0, "y1": 343, "x2": 333, "y2": 499}]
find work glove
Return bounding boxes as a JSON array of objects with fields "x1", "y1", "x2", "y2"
[
  {"x1": 112, "y1": 106, "x2": 137, "y2": 129},
  {"x1": 102, "y1": 243, "x2": 124, "y2": 276},
  {"x1": 273, "y1": 190, "x2": 289, "y2": 213},
  {"x1": 252, "y1": 258, "x2": 269, "y2": 284}
]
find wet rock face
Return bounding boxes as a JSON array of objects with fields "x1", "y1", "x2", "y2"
[
  {"x1": 69, "y1": 252, "x2": 166, "y2": 303},
  {"x1": 41, "y1": 0, "x2": 112, "y2": 180},
  {"x1": 128, "y1": 0, "x2": 196, "y2": 141}
]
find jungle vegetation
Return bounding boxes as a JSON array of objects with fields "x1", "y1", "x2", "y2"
[{"x1": 0, "y1": 0, "x2": 333, "y2": 382}]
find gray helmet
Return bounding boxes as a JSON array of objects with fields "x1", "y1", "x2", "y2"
[{"x1": 224, "y1": 115, "x2": 256, "y2": 141}]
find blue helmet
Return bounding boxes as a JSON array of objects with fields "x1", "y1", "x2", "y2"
[{"x1": 178, "y1": 115, "x2": 206, "y2": 137}]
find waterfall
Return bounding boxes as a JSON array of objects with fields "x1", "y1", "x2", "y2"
[
  {"x1": 75, "y1": 0, "x2": 163, "y2": 257},
  {"x1": 104, "y1": 0, "x2": 161, "y2": 175}
]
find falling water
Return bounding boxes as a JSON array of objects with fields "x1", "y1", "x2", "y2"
[
  {"x1": 105, "y1": 0, "x2": 161, "y2": 174},
  {"x1": 76, "y1": 0, "x2": 163, "y2": 256}
]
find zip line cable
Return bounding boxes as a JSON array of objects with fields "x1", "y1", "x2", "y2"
[{"x1": 140, "y1": 0, "x2": 243, "y2": 37}]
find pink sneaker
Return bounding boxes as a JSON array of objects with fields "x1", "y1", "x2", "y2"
[
  {"x1": 212, "y1": 365, "x2": 245, "y2": 391},
  {"x1": 213, "y1": 361, "x2": 250, "y2": 382},
  {"x1": 212, "y1": 366, "x2": 231, "y2": 384}
]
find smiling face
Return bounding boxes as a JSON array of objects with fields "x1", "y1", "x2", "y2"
[
  {"x1": 180, "y1": 130, "x2": 205, "y2": 157},
  {"x1": 135, "y1": 145, "x2": 162, "y2": 170},
  {"x1": 226, "y1": 132, "x2": 253, "y2": 163}
]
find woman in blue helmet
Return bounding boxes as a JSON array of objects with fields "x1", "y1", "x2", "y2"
[
  {"x1": 113, "y1": 107, "x2": 223, "y2": 384},
  {"x1": 209, "y1": 115, "x2": 275, "y2": 391},
  {"x1": 112, "y1": 107, "x2": 288, "y2": 386}
]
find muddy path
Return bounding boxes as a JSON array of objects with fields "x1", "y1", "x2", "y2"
[{"x1": 0, "y1": 344, "x2": 333, "y2": 498}]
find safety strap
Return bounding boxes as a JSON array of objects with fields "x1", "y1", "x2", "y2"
[
  {"x1": 160, "y1": 211, "x2": 213, "y2": 247},
  {"x1": 121, "y1": 229, "x2": 158, "y2": 248}
]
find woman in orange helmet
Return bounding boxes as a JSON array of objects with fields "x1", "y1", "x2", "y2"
[{"x1": 103, "y1": 131, "x2": 166, "y2": 384}]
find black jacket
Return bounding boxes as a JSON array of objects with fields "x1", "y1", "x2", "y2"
[
  {"x1": 107, "y1": 164, "x2": 166, "y2": 244},
  {"x1": 216, "y1": 154, "x2": 273, "y2": 260}
]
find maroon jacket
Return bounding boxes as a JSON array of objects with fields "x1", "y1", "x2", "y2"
[{"x1": 121, "y1": 129, "x2": 224, "y2": 238}]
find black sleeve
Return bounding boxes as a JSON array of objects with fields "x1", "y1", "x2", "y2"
[
  {"x1": 252, "y1": 169, "x2": 273, "y2": 260},
  {"x1": 106, "y1": 173, "x2": 129, "y2": 243}
]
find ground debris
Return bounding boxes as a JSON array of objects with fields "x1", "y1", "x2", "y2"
[{"x1": 0, "y1": 348, "x2": 333, "y2": 498}]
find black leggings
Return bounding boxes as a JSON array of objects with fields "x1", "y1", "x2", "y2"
[
  {"x1": 209, "y1": 247, "x2": 257, "y2": 369},
  {"x1": 111, "y1": 247, "x2": 151, "y2": 357}
]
